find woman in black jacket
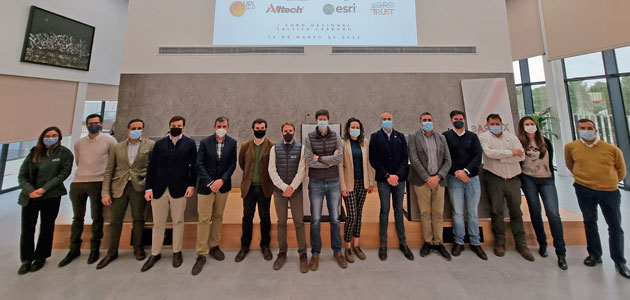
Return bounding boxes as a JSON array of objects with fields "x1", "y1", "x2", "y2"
[{"x1": 17, "y1": 126, "x2": 73, "y2": 274}]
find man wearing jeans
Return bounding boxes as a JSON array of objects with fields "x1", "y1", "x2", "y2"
[
  {"x1": 304, "y1": 109, "x2": 346, "y2": 270},
  {"x1": 368, "y1": 112, "x2": 414, "y2": 261},
  {"x1": 565, "y1": 118, "x2": 630, "y2": 278},
  {"x1": 442, "y1": 110, "x2": 487, "y2": 260}
]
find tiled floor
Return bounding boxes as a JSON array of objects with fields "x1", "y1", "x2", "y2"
[{"x1": 0, "y1": 174, "x2": 629, "y2": 300}]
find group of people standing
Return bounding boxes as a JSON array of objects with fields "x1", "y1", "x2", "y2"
[{"x1": 16, "y1": 109, "x2": 630, "y2": 279}]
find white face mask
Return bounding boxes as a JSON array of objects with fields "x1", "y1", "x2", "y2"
[
  {"x1": 524, "y1": 125, "x2": 537, "y2": 134},
  {"x1": 215, "y1": 128, "x2": 227, "y2": 137}
]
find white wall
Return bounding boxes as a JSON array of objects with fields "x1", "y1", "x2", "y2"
[
  {"x1": 121, "y1": 0, "x2": 514, "y2": 74},
  {"x1": 0, "y1": 0, "x2": 129, "y2": 85}
]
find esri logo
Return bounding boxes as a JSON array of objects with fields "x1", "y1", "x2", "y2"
[
  {"x1": 323, "y1": 3, "x2": 357, "y2": 15},
  {"x1": 230, "y1": 1, "x2": 255, "y2": 17}
]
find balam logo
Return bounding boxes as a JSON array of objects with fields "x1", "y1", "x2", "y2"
[
  {"x1": 323, "y1": 3, "x2": 357, "y2": 15},
  {"x1": 371, "y1": 2, "x2": 394, "y2": 15},
  {"x1": 230, "y1": 1, "x2": 255, "y2": 17},
  {"x1": 266, "y1": 4, "x2": 304, "y2": 14}
]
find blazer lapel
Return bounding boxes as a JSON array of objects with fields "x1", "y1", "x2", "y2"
[
  {"x1": 210, "y1": 135, "x2": 219, "y2": 162},
  {"x1": 416, "y1": 130, "x2": 428, "y2": 157},
  {"x1": 122, "y1": 140, "x2": 131, "y2": 168},
  {"x1": 130, "y1": 139, "x2": 145, "y2": 169}
]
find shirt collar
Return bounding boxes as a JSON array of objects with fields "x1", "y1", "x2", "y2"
[
  {"x1": 453, "y1": 128, "x2": 466, "y2": 136},
  {"x1": 128, "y1": 138, "x2": 141, "y2": 145},
  {"x1": 170, "y1": 134, "x2": 183, "y2": 144},
  {"x1": 580, "y1": 137, "x2": 600, "y2": 148},
  {"x1": 254, "y1": 137, "x2": 265, "y2": 146},
  {"x1": 382, "y1": 128, "x2": 393, "y2": 136}
]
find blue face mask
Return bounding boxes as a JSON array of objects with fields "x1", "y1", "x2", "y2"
[
  {"x1": 349, "y1": 128, "x2": 361, "y2": 138},
  {"x1": 317, "y1": 120, "x2": 328, "y2": 130},
  {"x1": 422, "y1": 121, "x2": 434, "y2": 132},
  {"x1": 87, "y1": 124, "x2": 102, "y2": 134},
  {"x1": 382, "y1": 120, "x2": 393, "y2": 130},
  {"x1": 43, "y1": 138, "x2": 58, "y2": 147},
  {"x1": 129, "y1": 129, "x2": 142, "y2": 140},
  {"x1": 489, "y1": 125, "x2": 502, "y2": 135},
  {"x1": 579, "y1": 130, "x2": 596, "y2": 141}
]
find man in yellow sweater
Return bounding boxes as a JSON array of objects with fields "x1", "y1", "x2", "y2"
[{"x1": 564, "y1": 118, "x2": 629, "y2": 279}]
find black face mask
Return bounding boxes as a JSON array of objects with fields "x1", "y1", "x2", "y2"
[
  {"x1": 254, "y1": 129, "x2": 266, "y2": 139},
  {"x1": 170, "y1": 127, "x2": 182, "y2": 137},
  {"x1": 283, "y1": 133, "x2": 294, "y2": 143}
]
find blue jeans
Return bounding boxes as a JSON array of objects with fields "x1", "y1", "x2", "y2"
[
  {"x1": 520, "y1": 174, "x2": 566, "y2": 256},
  {"x1": 309, "y1": 178, "x2": 342, "y2": 254},
  {"x1": 446, "y1": 175, "x2": 481, "y2": 246},
  {"x1": 574, "y1": 183, "x2": 625, "y2": 264},
  {"x1": 377, "y1": 181, "x2": 406, "y2": 245}
]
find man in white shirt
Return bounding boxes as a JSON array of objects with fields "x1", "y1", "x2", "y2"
[{"x1": 479, "y1": 114, "x2": 533, "y2": 261}]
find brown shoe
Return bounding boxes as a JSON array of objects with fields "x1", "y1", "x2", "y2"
[
  {"x1": 344, "y1": 248, "x2": 355, "y2": 263},
  {"x1": 209, "y1": 246, "x2": 225, "y2": 261},
  {"x1": 334, "y1": 252, "x2": 348, "y2": 269},
  {"x1": 470, "y1": 245, "x2": 488, "y2": 260},
  {"x1": 352, "y1": 246, "x2": 366, "y2": 260},
  {"x1": 96, "y1": 254, "x2": 117, "y2": 270},
  {"x1": 516, "y1": 245, "x2": 535, "y2": 261},
  {"x1": 134, "y1": 248, "x2": 146, "y2": 261},
  {"x1": 299, "y1": 253, "x2": 309, "y2": 273},
  {"x1": 273, "y1": 252, "x2": 287, "y2": 270},
  {"x1": 494, "y1": 244, "x2": 505, "y2": 257},
  {"x1": 191, "y1": 255, "x2": 206, "y2": 276},
  {"x1": 451, "y1": 244, "x2": 464, "y2": 257},
  {"x1": 173, "y1": 252, "x2": 183, "y2": 268},
  {"x1": 141, "y1": 254, "x2": 161, "y2": 272},
  {"x1": 309, "y1": 253, "x2": 319, "y2": 271}
]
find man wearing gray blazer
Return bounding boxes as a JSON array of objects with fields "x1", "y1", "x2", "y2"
[
  {"x1": 97, "y1": 119, "x2": 155, "y2": 269},
  {"x1": 408, "y1": 112, "x2": 452, "y2": 261}
]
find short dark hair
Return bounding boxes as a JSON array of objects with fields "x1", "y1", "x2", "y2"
[
  {"x1": 214, "y1": 116, "x2": 229, "y2": 126},
  {"x1": 315, "y1": 109, "x2": 329, "y2": 119},
  {"x1": 252, "y1": 118, "x2": 267, "y2": 129},
  {"x1": 169, "y1": 116, "x2": 186, "y2": 126},
  {"x1": 420, "y1": 112, "x2": 432, "y2": 119},
  {"x1": 86, "y1": 113, "x2": 103, "y2": 124},
  {"x1": 281, "y1": 122, "x2": 295, "y2": 131},
  {"x1": 577, "y1": 118, "x2": 595, "y2": 126},
  {"x1": 486, "y1": 114, "x2": 502, "y2": 123},
  {"x1": 127, "y1": 119, "x2": 145, "y2": 128},
  {"x1": 450, "y1": 110, "x2": 466, "y2": 119}
]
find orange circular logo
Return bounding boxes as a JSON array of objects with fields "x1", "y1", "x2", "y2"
[{"x1": 230, "y1": 1, "x2": 247, "y2": 17}]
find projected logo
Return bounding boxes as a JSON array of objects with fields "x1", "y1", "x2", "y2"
[
  {"x1": 371, "y1": 2, "x2": 395, "y2": 15},
  {"x1": 266, "y1": 4, "x2": 304, "y2": 14},
  {"x1": 230, "y1": 1, "x2": 255, "y2": 17},
  {"x1": 323, "y1": 3, "x2": 357, "y2": 15}
]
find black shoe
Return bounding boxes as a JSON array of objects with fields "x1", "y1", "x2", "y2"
[
  {"x1": 539, "y1": 244, "x2": 548, "y2": 258},
  {"x1": 583, "y1": 256, "x2": 602, "y2": 267},
  {"x1": 261, "y1": 247, "x2": 273, "y2": 261},
  {"x1": 58, "y1": 250, "x2": 80, "y2": 267},
  {"x1": 557, "y1": 256, "x2": 568, "y2": 270},
  {"x1": 141, "y1": 254, "x2": 161, "y2": 272},
  {"x1": 420, "y1": 242, "x2": 431, "y2": 257},
  {"x1": 235, "y1": 247, "x2": 249, "y2": 262},
  {"x1": 30, "y1": 259, "x2": 45, "y2": 272},
  {"x1": 18, "y1": 261, "x2": 32, "y2": 275},
  {"x1": 470, "y1": 245, "x2": 488, "y2": 261},
  {"x1": 209, "y1": 246, "x2": 225, "y2": 261},
  {"x1": 435, "y1": 244, "x2": 452, "y2": 261},
  {"x1": 451, "y1": 244, "x2": 464, "y2": 257},
  {"x1": 87, "y1": 250, "x2": 100, "y2": 265},
  {"x1": 96, "y1": 254, "x2": 118, "y2": 270},
  {"x1": 378, "y1": 245, "x2": 387, "y2": 261},
  {"x1": 173, "y1": 252, "x2": 183, "y2": 268},
  {"x1": 399, "y1": 243, "x2": 414, "y2": 261},
  {"x1": 191, "y1": 255, "x2": 206, "y2": 276},
  {"x1": 134, "y1": 248, "x2": 146, "y2": 261},
  {"x1": 616, "y1": 263, "x2": 630, "y2": 279}
]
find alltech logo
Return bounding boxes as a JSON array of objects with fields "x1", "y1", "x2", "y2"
[
  {"x1": 266, "y1": 4, "x2": 304, "y2": 14},
  {"x1": 371, "y1": 2, "x2": 395, "y2": 15},
  {"x1": 230, "y1": 1, "x2": 255, "y2": 17}
]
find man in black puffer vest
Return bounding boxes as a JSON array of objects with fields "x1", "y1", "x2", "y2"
[{"x1": 303, "y1": 109, "x2": 346, "y2": 270}]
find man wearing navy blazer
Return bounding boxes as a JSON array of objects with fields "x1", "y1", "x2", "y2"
[
  {"x1": 141, "y1": 116, "x2": 197, "y2": 272},
  {"x1": 368, "y1": 112, "x2": 414, "y2": 262},
  {"x1": 191, "y1": 116, "x2": 237, "y2": 275}
]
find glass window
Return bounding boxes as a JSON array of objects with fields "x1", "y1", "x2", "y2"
[
  {"x1": 621, "y1": 76, "x2": 630, "y2": 133},
  {"x1": 103, "y1": 101, "x2": 118, "y2": 134},
  {"x1": 532, "y1": 84, "x2": 549, "y2": 113},
  {"x1": 567, "y1": 79, "x2": 616, "y2": 144},
  {"x1": 513, "y1": 61, "x2": 522, "y2": 84},
  {"x1": 2, "y1": 139, "x2": 37, "y2": 190},
  {"x1": 516, "y1": 86, "x2": 525, "y2": 118},
  {"x1": 616, "y1": 46, "x2": 630, "y2": 73},
  {"x1": 527, "y1": 56, "x2": 546, "y2": 83},
  {"x1": 564, "y1": 52, "x2": 606, "y2": 79}
]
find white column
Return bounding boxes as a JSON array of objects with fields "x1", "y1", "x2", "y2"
[{"x1": 71, "y1": 82, "x2": 88, "y2": 150}]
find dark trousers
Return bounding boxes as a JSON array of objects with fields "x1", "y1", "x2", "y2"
[
  {"x1": 520, "y1": 174, "x2": 566, "y2": 256},
  {"x1": 107, "y1": 183, "x2": 146, "y2": 256},
  {"x1": 574, "y1": 183, "x2": 626, "y2": 264},
  {"x1": 377, "y1": 181, "x2": 407, "y2": 245},
  {"x1": 69, "y1": 182, "x2": 104, "y2": 252},
  {"x1": 20, "y1": 197, "x2": 62, "y2": 262},
  {"x1": 485, "y1": 171, "x2": 526, "y2": 246},
  {"x1": 241, "y1": 185, "x2": 271, "y2": 248}
]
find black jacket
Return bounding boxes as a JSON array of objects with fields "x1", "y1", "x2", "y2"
[
  {"x1": 196, "y1": 134, "x2": 237, "y2": 194},
  {"x1": 442, "y1": 129, "x2": 482, "y2": 177},
  {"x1": 145, "y1": 135, "x2": 198, "y2": 199},
  {"x1": 18, "y1": 146, "x2": 74, "y2": 206},
  {"x1": 369, "y1": 129, "x2": 409, "y2": 183}
]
